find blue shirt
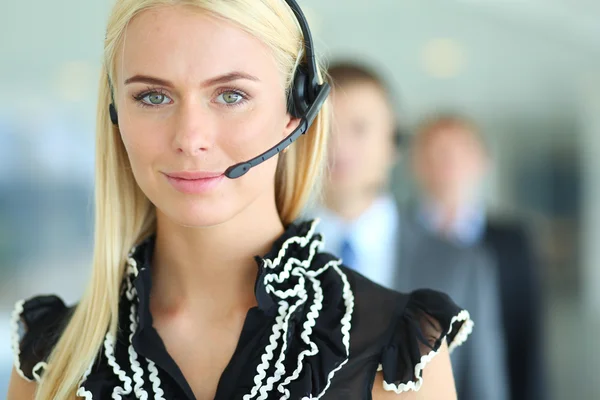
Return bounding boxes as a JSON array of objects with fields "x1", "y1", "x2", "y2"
[{"x1": 308, "y1": 195, "x2": 400, "y2": 289}]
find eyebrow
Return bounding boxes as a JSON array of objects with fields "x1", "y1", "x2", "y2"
[
  {"x1": 203, "y1": 72, "x2": 260, "y2": 87},
  {"x1": 124, "y1": 71, "x2": 260, "y2": 87}
]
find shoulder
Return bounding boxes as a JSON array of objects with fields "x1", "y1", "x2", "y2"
[
  {"x1": 340, "y1": 267, "x2": 473, "y2": 394},
  {"x1": 10, "y1": 295, "x2": 74, "y2": 382},
  {"x1": 342, "y1": 266, "x2": 472, "y2": 349}
]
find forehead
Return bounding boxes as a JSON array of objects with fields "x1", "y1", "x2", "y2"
[
  {"x1": 116, "y1": 5, "x2": 279, "y2": 85},
  {"x1": 421, "y1": 124, "x2": 484, "y2": 155}
]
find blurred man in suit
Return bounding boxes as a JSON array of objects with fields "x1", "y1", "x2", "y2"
[
  {"x1": 312, "y1": 62, "x2": 400, "y2": 288},
  {"x1": 411, "y1": 114, "x2": 545, "y2": 400},
  {"x1": 310, "y1": 62, "x2": 509, "y2": 400}
]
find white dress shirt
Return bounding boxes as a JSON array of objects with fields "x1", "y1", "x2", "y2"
[{"x1": 308, "y1": 195, "x2": 400, "y2": 289}]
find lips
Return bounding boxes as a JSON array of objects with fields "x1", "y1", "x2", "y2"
[
  {"x1": 164, "y1": 171, "x2": 224, "y2": 180},
  {"x1": 163, "y1": 171, "x2": 225, "y2": 194}
]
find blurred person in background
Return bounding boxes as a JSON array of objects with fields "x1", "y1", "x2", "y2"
[
  {"x1": 310, "y1": 62, "x2": 401, "y2": 288},
  {"x1": 411, "y1": 114, "x2": 545, "y2": 400},
  {"x1": 311, "y1": 62, "x2": 509, "y2": 400},
  {"x1": 6, "y1": 1, "x2": 472, "y2": 399}
]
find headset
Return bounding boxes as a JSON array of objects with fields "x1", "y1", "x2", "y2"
[{"x1": 108, "y1": 0, "x2": 330, "y2": 179}]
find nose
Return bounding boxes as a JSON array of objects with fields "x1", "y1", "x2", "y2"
[{"x1": 172, "y1": 101, "x2": 215, "y2": 156}]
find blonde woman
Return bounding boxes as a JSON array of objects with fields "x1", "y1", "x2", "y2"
[{"x1": 7, "y1": 0, "x2": 472, "y2": 399}]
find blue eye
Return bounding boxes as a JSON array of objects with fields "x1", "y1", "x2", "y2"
[
  {"x1": 132, "y1": 89, "x2": 173, "y2": 107},
  {"x1": 216, "y1": 91, "x2": 245, "y2": 105},
  {"x1": 141, "y1": 92, "x2": 171, "y2": 105}
]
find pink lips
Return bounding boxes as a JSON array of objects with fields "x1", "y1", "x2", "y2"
[{"x1": 163, "y1": 171, "x2": 225, "y2": 194}]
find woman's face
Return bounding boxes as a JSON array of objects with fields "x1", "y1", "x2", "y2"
[{"x1": 114, "y1": 5, "x2": 298, "y2": 227}]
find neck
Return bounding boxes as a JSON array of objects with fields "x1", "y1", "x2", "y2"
[
  {"x1": 323, "y1": 189, "x2": 380, "y2": 221},
  {"x1": 150, "y1": 194, "x2": 284, "y2": 318}
]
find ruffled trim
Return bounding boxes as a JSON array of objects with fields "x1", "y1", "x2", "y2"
[
  {"x1": 77, "y1": 252, "x2": 165, "y2": 400},
  {"x1": 126, "y1": 256, "x2": 149, "y2": 400},
  {"x1": 126, "y1": 254, "x2": 165, "y2": 400},
  {"x1": 379, "y1": 290, "x2": 474, "y2": 394},
  {"x1": 11, "y1": 299, "x2": 31, "y2": 382},
  {"x1": 448, "y1": 310, "x2": 473, "y2": 353},
  {"x1": 104, "y1": 332, "x2": 133, "y2": 397},
  {"x1": 147, "y1": 360, "x2": 166, "y2": 400},
  {"x1": 243, "y1": 219, "x2": 354, "y2": 400},
  {"x1": 75, "y1": 359, "x2": 95, "y2": 400},
  {"x1": 10, "y1": 299, "x2": 53, "y2": 383},
  {"x1": 78, "y1": 219, "x2": 355, "y2": 399},
  {"x1": 317, "y1": 263, "x2": 354, "y2": 395}
]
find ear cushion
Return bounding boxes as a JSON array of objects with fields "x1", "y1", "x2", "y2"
[
  {"x1": 109, "y1": 103, "x2": 119, "y2": 125},
  {"x1": 287, "y1": 68, "x2": 310, "y2": 118}
]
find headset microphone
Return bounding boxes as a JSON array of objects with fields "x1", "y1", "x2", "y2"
[
  {"x1": 108, "y1": 0, "x2": 328, "y2": 179},
  {"x1": 224, "y1": 83, "x2": 329, "y2": 179},
  {"x1": 224, "y1": 0, "x2": 329, "y2": 179}
]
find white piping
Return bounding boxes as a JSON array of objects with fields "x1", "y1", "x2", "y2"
[
  {"x1": 243, "y1": 220, "x2": 354, "y2": 399},
  {"x1": 10, "y1": 299, "x2": 32, "y2": 382},
  {"x1": 380, "y1": 309, "x2": 473, "y2": 393}
]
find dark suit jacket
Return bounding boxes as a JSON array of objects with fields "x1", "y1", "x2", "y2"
[
  {"x1": 394, "y1": 209, "x2": 509, "y2": 400},
  {"x1": 483, "y1": 221, "x2": 546, "y2": 400}
]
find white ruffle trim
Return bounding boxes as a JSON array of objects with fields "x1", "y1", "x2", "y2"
[
  {"x1": 448, "y1": 310, "x2": 474, "y2": 353},
  {"x1": 379, "y1": 309, "x2": 474, "y2": 393},
  {"x1": 126, "y1": 254, "x2": 166, "y2": 400},
  {"x1": 129, "y1": 302, "x2": 148, "y2": 400},
  {"x1": 127, "y1": 254, "x2": 166, "y2": 400},
  {"x1": 10, "y1": 299, "x2": 30, "y2": 382},
  {"x1": 315, "y1": 263, "x2": 354, "y2": 397},
  {"x1": 125, "y1": 256, "x2": 150, "y2": 400},
  {"x1": 10, "y1": 299, "x2": 47, "y2": 383},
  {"x1": 243, "y1": 219, "x2": 354, "y2": 400},
  {"x1": 104, "y1": 332, "x2": 133, "y2": 398},
  {"x1": 147, "y1": 360, "x2": 166, "y2": 400},
  {"x1": 76, "y1": 221, "x2": 353, "y2": 400},
  {"x1": 76, "y1": 248, "x2": 167, "y2": 399},
  {"x1": 31, "y1": 362, "x2": 47, "y2": 382},
  {"x1": 76, "y1": 359, "x2": 96, "y2": 400}
]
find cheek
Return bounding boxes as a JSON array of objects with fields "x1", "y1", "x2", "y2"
[
  {"x1": 119, "y1": 119, "x2": 170, "y2": 184},
  {"x1": 214, "y1": 108, "x2": 285, "y2": 198},
  {"x1": 364, "y1": 135, "x2": 391, "y2": 166},
  {"x1": 216, "y1": 107, "x2": 285, "y2": 166}
]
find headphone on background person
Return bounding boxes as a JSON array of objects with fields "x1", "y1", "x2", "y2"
[{"x1": 108, "y1": 0, "x2": 330, "y2": 179}]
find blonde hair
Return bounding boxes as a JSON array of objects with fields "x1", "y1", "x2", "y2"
[{"x1": 34, "y1": 1, "x2": 329, "y2": 398}]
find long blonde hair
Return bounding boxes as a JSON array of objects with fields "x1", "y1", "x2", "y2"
[{"x1": 35, "y1": 1, "x2": 329, "y2": 398}]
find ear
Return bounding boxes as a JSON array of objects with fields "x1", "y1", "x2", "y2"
[{"x1": 282, "y1": 114, "x2": 302, "y2": 139}]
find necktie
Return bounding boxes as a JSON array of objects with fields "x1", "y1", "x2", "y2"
[{"x1": 340, "y1": 237, "x2": 358, "y2": 272}]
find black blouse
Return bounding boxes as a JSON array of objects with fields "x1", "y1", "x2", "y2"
[{"x1": 11, "y1": 220, "x2": 472, "y2": 399}]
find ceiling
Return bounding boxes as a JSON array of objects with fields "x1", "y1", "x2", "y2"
[
  {"x1": 0, "y1": 0, "x2": 598, "y2": 126},
  {"x1": 302, "y1": 0, "x2": 600, "y2": 124},
  {"x1": 457, "y1": 0, "x2": 600, "y2": 50}
]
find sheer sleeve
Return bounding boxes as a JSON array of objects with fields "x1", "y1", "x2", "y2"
[
  {"x1": 10, "y1": 295, "x2": 73, "y2": 382},
  {"x1": 379, "y1": 289, "x2": 473, "y2": 393}
]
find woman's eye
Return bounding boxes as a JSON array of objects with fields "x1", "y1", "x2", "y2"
[
  {"x1": 216, "y1": 91, "x2": 244, "y2": 105},
  {"x1": 141, "y1": 93, "x2": 171, "y2": 105}
]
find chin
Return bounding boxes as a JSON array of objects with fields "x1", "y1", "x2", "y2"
[
  {"x1": 169, "y1": 209, "x2": 232, "y2": 228},
  {"x1": 156, "y1": 197, "x2": 239, "y2": 229}
]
